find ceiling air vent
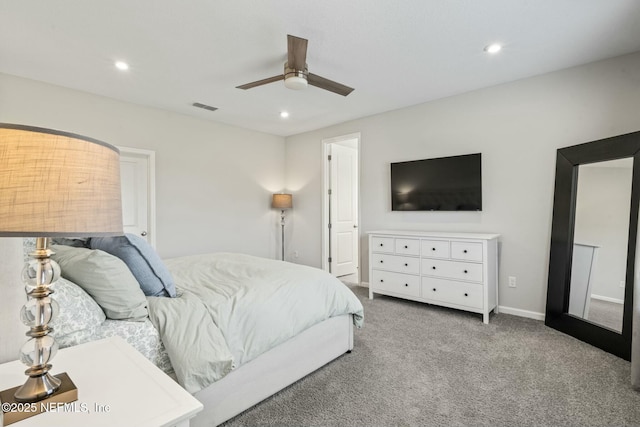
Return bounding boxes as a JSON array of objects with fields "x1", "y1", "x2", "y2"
[{"x1": 192, "y1": 102, "x2": 218, "y2": 112}]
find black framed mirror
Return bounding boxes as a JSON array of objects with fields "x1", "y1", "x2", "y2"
[{"x1": 546, "y1": 130, "x2": 640, "y2": 360}]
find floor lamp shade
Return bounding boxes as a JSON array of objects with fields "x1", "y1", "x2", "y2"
[
  {"x1": 0, "y1": 124, "x2": 123, "y2": 236},
  {"x1": 0, "y1": 123, "x2": 123, "y2": 416},
  {"x1": 272, "y1": 193, "x2": 293, "y2": 210}
]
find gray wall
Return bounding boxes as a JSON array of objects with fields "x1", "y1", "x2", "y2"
[
  {"x1": 0, "y1": 73, "x2": 287, "y2": 259},
  {"x1": 284, "y1": 52, "x2": 640, "y2": 317}
]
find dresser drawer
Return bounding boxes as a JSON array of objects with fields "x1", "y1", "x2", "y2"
[
  {"x1": 421, "y1": 258, "x2": 483, "y2": 282},
  {"x1": 450, "y1": 241, "x2": 483, "y2": 262},
  {"x1": 371, "y1": 270, "x2": 420, "y2": 297},
  {"x1": 395, "y1": 238, "x2": 420, "y2": 256},
  {"x1": 420, "y1": 239, "x2": 450, "y2": 259},
  {"x1": 371, "y1": 253, "x2": 420, "y2": 275},
  {"x1": 371, "y1": 237, "x2": 394, "y2": 253},
  {"x1": 421, "y1": 277, "x2": 483, "y2": 309}
]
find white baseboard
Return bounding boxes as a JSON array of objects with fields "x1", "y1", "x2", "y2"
[
  {"x1": 590, "y1": 294, "x2": 624, "y2": 304},
  {"x1": 497, "y1": 305, "x2": 545, "y2": 321},
  {"x1": 362, "y1": 281, "x2": 544, "y2": 321}
]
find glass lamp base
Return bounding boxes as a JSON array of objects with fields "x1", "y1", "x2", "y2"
[{"x1": 15, "y1": 237, "x2": 62, "y2": 403}]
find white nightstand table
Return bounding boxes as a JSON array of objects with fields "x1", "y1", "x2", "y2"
[{"x1": 0, "y1": 337, "x2": 202, "y2": 427}]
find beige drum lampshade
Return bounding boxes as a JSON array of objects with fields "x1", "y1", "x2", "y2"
[
  {"x1": 272, "y1": 193, "x2": 293, "y2": 210},
  {"x1": 0, "y1": 124, "x2": 123, "y2": 237}
]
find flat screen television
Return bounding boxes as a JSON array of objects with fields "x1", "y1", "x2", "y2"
[{"x1": 391, "y1": 153, "x2": 482, "y2": 211}]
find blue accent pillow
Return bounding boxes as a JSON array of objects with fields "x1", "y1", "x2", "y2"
[{"x1": 89, "y1": 234, "x2": 177, "y2": 297}]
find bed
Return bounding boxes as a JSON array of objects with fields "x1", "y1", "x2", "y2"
[{"x1": 43, "y1": 237, "x2": 363, "y2": 426}]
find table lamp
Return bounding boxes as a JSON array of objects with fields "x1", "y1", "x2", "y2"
[{"x1": 0, "y1": 124, "x2": 123, "y2": 423}]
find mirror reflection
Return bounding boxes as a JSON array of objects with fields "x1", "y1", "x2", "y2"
[{"x1": 568, "y1": 158, "x2": 633, "y2": 332}]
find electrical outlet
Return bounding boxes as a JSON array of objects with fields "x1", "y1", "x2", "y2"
[
  {"x1": 620, "y1": 280, "x2": 625, "y2": 288},
  {"x1": 508, "y1": 276, "x2": 517, "y2": 288}
]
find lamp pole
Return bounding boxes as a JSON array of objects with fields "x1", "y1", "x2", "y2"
[
  {"x1": 271, "y1": 193, "x2": 292, "y2": 262},
  {"x1": 280, "y1": 209, "x2": 286, "y2": 261}
]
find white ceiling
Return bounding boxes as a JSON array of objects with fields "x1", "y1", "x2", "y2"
[{"x1": 1, "y1": 1, "x2": 640, "y2": 137}]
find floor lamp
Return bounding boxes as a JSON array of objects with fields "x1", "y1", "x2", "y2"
[
  {"x1": 0, "y1": 124, "x2": 123, "y2": 425},
  {"x1": 272, "y1": 194, "x2": 293, "y2": 261}
]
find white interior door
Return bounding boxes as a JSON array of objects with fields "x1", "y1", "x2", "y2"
[
  {"x1": 119, "y1": 147, "x2": 156, "y2": 247},
  {"x1": 329, "y1": 143, "x2": 359, "y2": 277}
]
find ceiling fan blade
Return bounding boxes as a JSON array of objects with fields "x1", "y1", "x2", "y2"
[
  {"x1": 308, "y1": 73, "x2": 354, "y2": 96},
  {"x1": 287, "y1": 35, "x2": 308, "y2": 70},
  {"x1": 236, "y1": 75, "x2": 284, "y2": 90}
]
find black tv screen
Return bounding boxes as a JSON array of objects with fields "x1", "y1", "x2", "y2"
[{"x1": 391, "y1": 153, "x2": 482, "y2": 211}]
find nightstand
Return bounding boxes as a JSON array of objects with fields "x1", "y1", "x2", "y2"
[{"x1": 0, "y1": 337, "x2": 202, "y2": 427}]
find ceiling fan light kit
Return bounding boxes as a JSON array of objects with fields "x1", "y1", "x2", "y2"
[
  {"x1": 237, "y1": 34, "x2": 354, "y2": 96},
  {"x1": 284, "y1": 64, "x2": 308, "y2": 90}
]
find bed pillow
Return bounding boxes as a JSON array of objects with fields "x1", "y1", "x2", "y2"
[
  {"x1": 89, "y1": 234, "x2": 177, "y2": 297},
  {"x1": 50, "y1": 277, "x2": 106, "y2": 337},
  {"x1": 51, "y1": 245, "x2": 149, "y2": 321},
  {"x1": 51, "y1": 237, "x2": 90, "y2": 248}
]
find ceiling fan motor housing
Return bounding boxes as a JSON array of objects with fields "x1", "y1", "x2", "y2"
[{"x1": 284, "y1": 62, "x2": 308, "y2": 90}]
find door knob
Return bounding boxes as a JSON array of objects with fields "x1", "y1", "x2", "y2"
[
  {"x1": 141, "y1": 231, "x2": 148, "y2": 236},
  {"x1": 353, "y1": 225, "x2": 358, "y2": 228}
]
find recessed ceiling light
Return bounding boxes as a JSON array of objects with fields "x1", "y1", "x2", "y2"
[
  {"x1": 484, "y1": 44, "x2": 502, "y2": 54},
  {"x1": 280, "y1": 111, "x2": 289, "y2": 118},
  {"x1": 115, "y1": 61, "x2": 129, "y2": 71}
]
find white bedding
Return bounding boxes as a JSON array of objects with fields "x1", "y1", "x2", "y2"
[{"x1": 149, "y1": 252, "x2": 364, "y2": 393}]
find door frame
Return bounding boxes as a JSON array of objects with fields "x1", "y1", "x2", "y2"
[
  {"x1": 118, "y1": 146, "x2": 157, "y2": 248},
  {"x1": 321, "y1": 133, "x2": 361, "y2": 278}
]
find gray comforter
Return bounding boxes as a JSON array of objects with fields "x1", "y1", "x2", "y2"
[{"x1": 147, "y1": 252, "x2": 364, "y2": 393}]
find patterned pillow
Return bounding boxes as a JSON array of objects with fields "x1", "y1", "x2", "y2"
[{"x1": 50, "y1": 277, "x2": 106, "y2": 338}]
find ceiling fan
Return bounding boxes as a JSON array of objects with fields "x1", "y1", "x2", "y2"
[{"x1": 236, "y1": 34, "x2": 354, "y2": 97}]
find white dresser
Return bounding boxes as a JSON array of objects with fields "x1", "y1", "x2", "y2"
[{"x1": 368, "y1": 230, "x2": 500, "y2": 323}]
